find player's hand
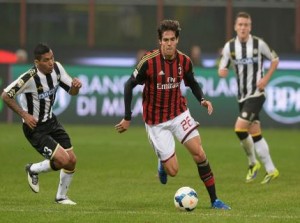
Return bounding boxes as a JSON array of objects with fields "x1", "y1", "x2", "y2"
[
  {"x1": 218, "y1": 68, "x2": 228, "y2": 78},
  {"x1": 72, "y1": 78, "x2": 82, "y2": 89},
  {"x1": 115, "y1": 119, "x2": 131, "y2": 133},
  {"x1": 23, "y1": 113, "x2": 38, "y2": 129},
  {"x1": 201, "y1": 99, "x2": 213, "y2": 115}
]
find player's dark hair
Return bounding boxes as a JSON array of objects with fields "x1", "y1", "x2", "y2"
[
  {"x1": 235, "y1": 12, "x2": 251, "y2": 21},
  {"x1": 157, "y1": 20, "x2": 181, "y2": 40},
  {"x1": 34, "y1": 43, "x2": 51, "y2": 60}
]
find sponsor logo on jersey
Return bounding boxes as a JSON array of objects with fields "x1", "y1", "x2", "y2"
[
  {"x1": 234, "y1": 57, "x2": 258, "y2": 65},
  {"x1": 38, "y1": 85, "x2": 59, "y2": 99},
  {"x1": 264, "y1": 75, "x2": 300, "y2": 124},
  {"x1": 158, "y1": 70, "x2": 165, "y2": 75}
]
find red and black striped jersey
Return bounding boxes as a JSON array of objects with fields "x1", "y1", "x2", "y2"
[{"x1": 133, "y1": 49, "x2": 194, "y2": 125}]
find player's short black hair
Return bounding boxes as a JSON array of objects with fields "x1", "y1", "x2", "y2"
[
  {"x1": 34, "y1": 43, "x2": 51, "y2": 60},
  {"x1": 157, "y1": 20, "x2": 181, "y2": 40}
]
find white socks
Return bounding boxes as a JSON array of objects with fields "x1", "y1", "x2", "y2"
[
  {"x1": 56, "y1": 170, "x2": 74, "y2": 200},
  {"x1": 30, "y1": 160, "x2": 52, "y2": 173},
  {"x1": 254, "y1": 138, "x2": 276, "y2": 173},
  {"x1": 240, "y1": 135, "x2": 257, "y2": 165}
]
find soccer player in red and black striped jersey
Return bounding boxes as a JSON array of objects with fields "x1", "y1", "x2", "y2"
[
  {"x1": 116, "y1": 20, "x2": 230, "y2": 210},
  {"x1": 1, "y1": 43, "x2": 82, "y2": 205},
  {"x1": 218, "y1": 12, "x2": 279, "y2": 184}
]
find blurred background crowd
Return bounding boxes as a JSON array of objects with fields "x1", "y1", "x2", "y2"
[{"x1": 1, "y1": 0, "x2": 299, "y2": 67}]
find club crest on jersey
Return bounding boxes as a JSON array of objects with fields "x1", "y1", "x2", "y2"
[
  {"x1": 28, "y1": 68, "x2": 36, "y2": 77},
  {"x1": 178, "y1": 64, "x2": 182, "y2": 76}
]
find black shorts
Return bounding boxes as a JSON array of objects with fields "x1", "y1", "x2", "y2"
[
  {"x1": 238, "y1": 95, "x2": 265, "y2": 122},
  {"x1": 23, "y1": 116, "x2": 72, "y2": 159}
]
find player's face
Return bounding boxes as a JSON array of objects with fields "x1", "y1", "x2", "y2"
[
  {"x1": 159, "y1": 30, "x2": 178, "y2": 60},
  {"x1": 35, "y1": 50, "x2": 55, "y2": 75},
  {"x1": 234, "y1": 17, "x2": 251, "y2": 42}
]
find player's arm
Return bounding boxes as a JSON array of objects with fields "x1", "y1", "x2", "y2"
[
  {"x1": 185, "y1": 71, "x2": 213, "y2": 115},
  {"x1": 69, "y1": 78, "x2": 82, "y2": 95},
  {"x1": 1, "y1": 91, "x2": 37, "y2": 129},
  {"x1": 56, "y1": 62, "x2": 82, "y2": 95},
  {"x1": 218, "y1": 44, "x2": 231, "y2": 78},
  {"x1": 257, "y1": 42, "x2": 279, "y2": 91},
  {"x1": 257, "y1": 58, "x2": 279, "y2": 90},
  {"x1": 115, "y1": 75, "x2": 138, "y2": 133},
  {"x1": 115, "y1": 60, "x2": 147, "y2": 133}
]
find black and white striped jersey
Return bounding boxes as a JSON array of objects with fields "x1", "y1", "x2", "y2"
[
  {"x1": 219, "y1": 34, "x2": 279, "y2": 102},
  {"x1": 4, "y1": 61, "x2": 73, "y2": 123}
]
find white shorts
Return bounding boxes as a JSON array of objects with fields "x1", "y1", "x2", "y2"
[{"x1": 145, "y1": 110, "x2": 200, "y2": 161}]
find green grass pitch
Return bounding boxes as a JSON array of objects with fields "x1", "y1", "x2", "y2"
[{"x1": 0, "y1": 123, "x2": 299, "y2": 223}]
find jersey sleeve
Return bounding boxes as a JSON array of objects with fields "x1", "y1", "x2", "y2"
[
  {"x1": 56, "y1": 61, "x2": 73, "y2": 92},
  {"x1": 218, "y1": 42, "x2": 231, "y2": 69},
  {"x1": 259, "y1": 39, "x2": 279, "y2": 61},
  {"x1": 133, "y1": 56, "x2": 148, "y2": 84},
  {"x1": 3, "y1": 68, "x2": 36, "y2": 98}
]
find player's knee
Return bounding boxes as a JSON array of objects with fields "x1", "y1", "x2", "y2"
[
  {"x1": 68, "y1": 154, "x2": 77, "y2": 165},
  {"x1": 235, "y1": 129, "x2": 249, "y2": 140}
]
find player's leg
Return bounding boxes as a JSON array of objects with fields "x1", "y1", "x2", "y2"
[
  {"x1": 23, "y1": 122, "x2": 58, "y2": 193},
  {"x1": 145, "y1": 122, "x2": 178, "y2": 184},
  {"x1": 184, "y1": 134, "x2": 230, "y2": 210},
  {"x1": 51, "y1": 121, "x2": 77, "y2": 205},
  {"x1": 235, "y1": 117, "x2": 259, "y2": 166},
  {"x1": 235, "y1": 99, "x2": 260, "y2": 182},
  {"x1": 54, "y1": 148, "x2": 77, "y2": 205},
  {"x1": 249, "y1": 122, "x2": 279, "y2": 184},
  {"x1": 172, "y1": 110, "x2": 230, "y2": 209}
]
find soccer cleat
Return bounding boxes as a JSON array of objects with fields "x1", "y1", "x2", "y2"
[
  {"x1": 25, "y1": 163, "x2": 39, "y2": 193},
  {"x1": 55, "y1": 197, "x2": 77, "y2": 205},
  {"x1": 246, "y1": 161, "x2": 261, "y2": 183},
  {"x1": 261, "y1": 169, "x2": 279, "y2": 184},
  {"x1": 158, "y1": 160, "x2": 167, "y2": 184},
  {"x1": 212, "y1": 199, "x2": 231, "y2": 210}
]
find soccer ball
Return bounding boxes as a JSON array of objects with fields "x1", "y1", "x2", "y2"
[{"x1": 174, "y1": 186, "x2": 198, "y2": 211}]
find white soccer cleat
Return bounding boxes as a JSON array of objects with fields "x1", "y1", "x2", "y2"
[
  {"x1": 55, "y1": 197, "x2": 77, "y2": 205},
  {"x1": 25, "y1": 163, "x2": 39, "y2": 193}
]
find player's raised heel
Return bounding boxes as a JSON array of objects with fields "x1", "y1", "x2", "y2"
[
  {"x1": 246, "y1": 161, "x2": 261, "y2": 183},
  {"x1": 25, "y1": 163, "x2": 39, "y2": 193},
  {"x1": 158, "y1": 160, "x2": 167, "y2": 184}
]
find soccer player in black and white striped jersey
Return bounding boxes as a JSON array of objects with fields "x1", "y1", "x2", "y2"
[
  {"x1": 1, "y1": 43, "x2": 82, "y2": 204},
  {"x1": 218, "y1": 12, "x2": 279, "y2": 184}
]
